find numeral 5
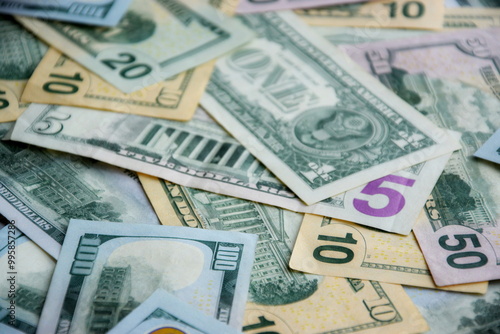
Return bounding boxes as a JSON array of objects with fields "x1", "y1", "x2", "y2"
[{"x1": 353, "y1": 175, "x2": 415, "y2": 217}]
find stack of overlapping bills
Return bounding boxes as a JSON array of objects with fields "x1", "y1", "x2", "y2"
[{"x1": 0, "y1": 0, "x2": 499, "y2": 333}]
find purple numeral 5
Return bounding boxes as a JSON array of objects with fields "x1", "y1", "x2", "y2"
[{"x1": 353, "y1": 175, "x2": 416, "y2": 217}]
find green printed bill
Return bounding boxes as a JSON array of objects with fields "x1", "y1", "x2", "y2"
[
  {"x1": 15, "y1": 0, "x2": 254, "y2": 93},
  {"x1": 201, "y1": 12, "x2": 459, "y2": 205},
  {"x1": 0, "y1": 323, "x2": 25, "y2": 334},
  {"x1": 313, "y1": 26, "x2": 428, "y2": 46},
  {"x1": 445, "y1": 0, "x2": 500, "y2": 7},
  {"x1": 289, "y1": 214, "x2": 487, "y2": 293},
  {"x1": 405, "y1": 281, "x2": 500, "y2": 334},
  {"x1": 9, "y1": 105, "x2": 456, "y2": 234},
  {"x1": 0, "y1": 15, "x2": 46, "y2": 123},
  {"x1": 138, "y1": 176, "x2": 429, "y2": 334},
  {"x1": 474, "y1": 128, "x2": 500, "y2": 164},
  {"x1": 0, "y1": 123, "x2": 159, "y2": 258},
  {"x1": 0, "y1": 0, "x2": 133, "y2": 26},
  {"x1": 0, "y1": 226, "x2": 55, "y2": 334},
  {"x1": 107, "y1": 289, "x2": 241, "y2": 334},
  {"x1": 37, "y1": 220, "x2": 257, "y2": 333},
  {"x1": 342, "y1": 28, "x2": 500, "y2": 285}
]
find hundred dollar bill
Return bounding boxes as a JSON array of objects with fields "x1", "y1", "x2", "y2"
[
  {"x1": 405, "y1": 281, "x2": 500, "y2": 334},
  {"x1": 108, "y1": 289, "x2": 241, "y2": 334},
  {"x1": 138, "y1": 176, "x2": 429, "y2": 334},
  {"x1": 201, "y1": 11, "x2": 458, "y2": 205},
  {"x1": 343, "y1": 29, "x2": 500, "y2": 285},
  {"x1": 444, "y1": 8, "x2": 500, "y2": 28},
  {"x1": 0, "y1": 122, "x2": 159, "y2": 258},
  {"x1": 0, "y1": 226, "x2": 55, "y2": 334},
  {"x1": 289, "y1": 214, "x2": 487, "y2": 293},
  {"x1": 37, "y1": 220, "x2": 257, "y2": 333},
  {"x1": 8, "y1": 105, "x2": 457, "y2": 234},
  {"x1": 296, "y1": 0, "x2": 444, "y2": 30},
  {"x1": 16, "y1": 0, "x2": 253, "y2": 93},
  {"x1": 21, "y1": 48, "x2": 214, "y2": 121},
  {"x1": 0, "y1": 15, "x2": 46, "y2": 123},
  {"x1": 474, "y1": 128, "x2": 500, "y2": 164},
  {"x1": 0, "y1": 0, "x2": 133, "y2": 26}
]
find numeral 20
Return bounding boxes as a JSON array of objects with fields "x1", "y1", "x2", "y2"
[
  {"x1": 439, "y1": 234, "x2": 488, "y2": 269},
  {"x1": 102, "y1": 52, "x2": 152, "y2": 79},
  {"x1": 313, "y1": 233, "x2": 358, "y2": 264}
]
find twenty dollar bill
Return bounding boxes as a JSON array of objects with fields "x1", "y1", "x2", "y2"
[
  {"x1": 21, "y1": 48, "x2": 214, "y2": 121},
  {"x1": 16, "y1": 0, "x2": 253, "y2": 93}
]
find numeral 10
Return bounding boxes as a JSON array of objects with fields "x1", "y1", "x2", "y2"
[
  {"x1": 313, "y1": 233, "x2": 358, "y2": 264},
  {"x1": 43, "y1": 72, "x2": 83, "y2": 95},
  {"x1": 385, "y1": 1, "x2": 425, "y2": 19}
]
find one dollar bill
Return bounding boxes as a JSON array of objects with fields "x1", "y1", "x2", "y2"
[
  {"x1": 201, "y1": 11, "x2": 458, "y2": 204},
  {"x1": 289, "y1": 214, "x2": 487, "y2": 293},
  {"x1": 138, "y1": 176, "x2": 429, "y2": 334},
  {"x1": 21, "y1": 48, "x2": 214, "y2": 121},
  {"x1": 37, "y1": 220, "x2": 257, "y2": 333},
  {"x1": 16, "y1": 0, "x2": 253, "y2": 93}
]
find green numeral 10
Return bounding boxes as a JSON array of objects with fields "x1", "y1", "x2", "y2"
[
  {"x1": 313, "y1": 233, "x2": 358, "y2": 264},
  {"x1": 385, "y1": 1, "x2": 425, "y2": 19},
  {"x1": 43, "y1": 72, "x2": 83, "y2": 94}
]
